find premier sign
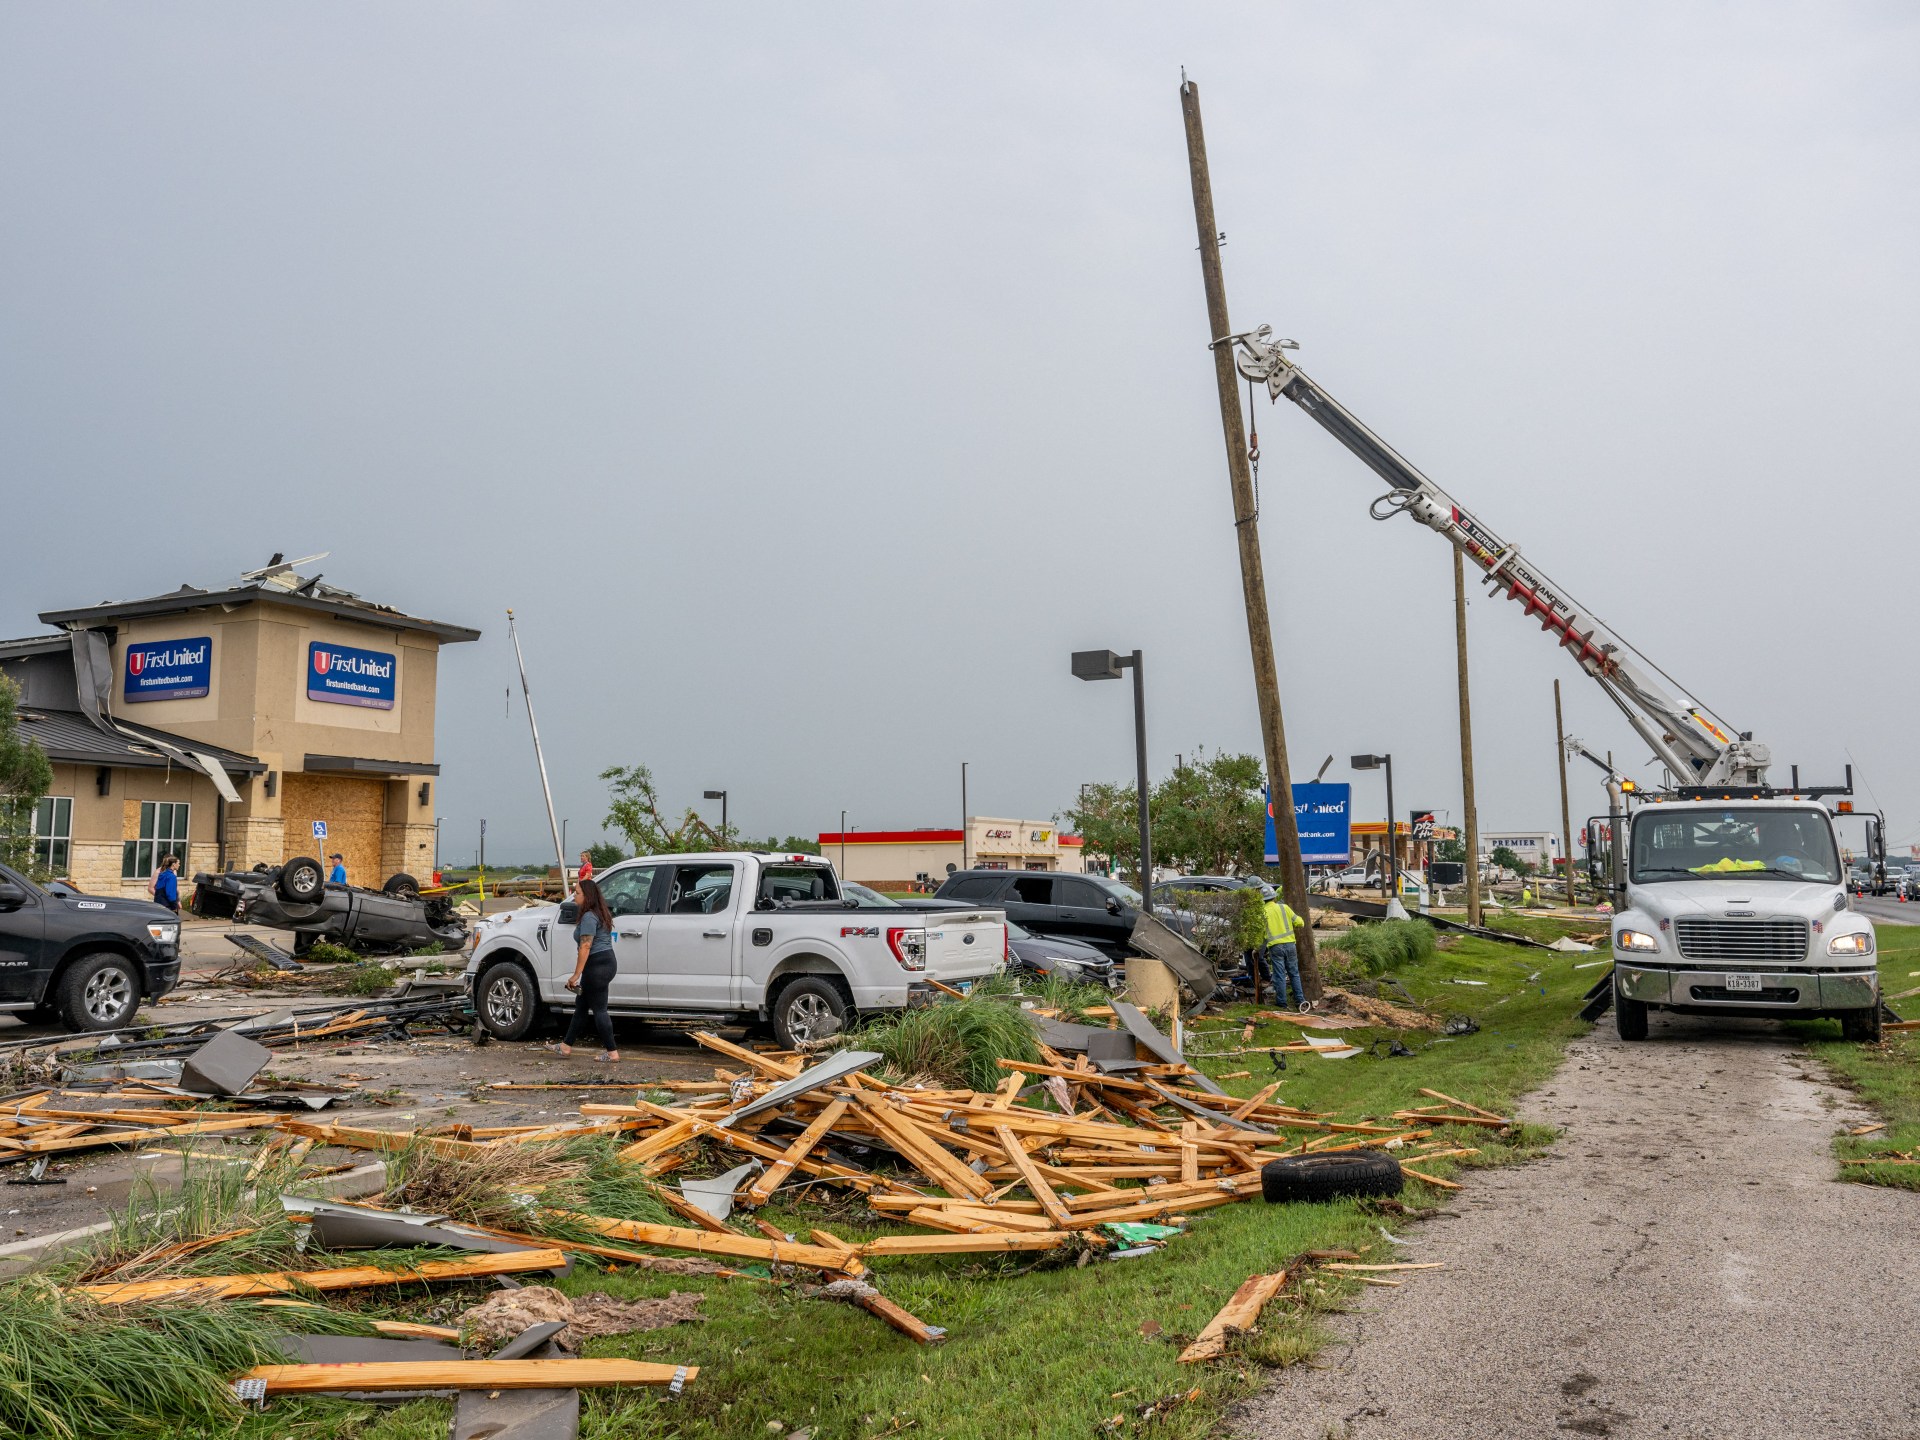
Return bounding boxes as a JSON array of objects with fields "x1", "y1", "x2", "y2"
[
  {"x1": 124, "y1": 637, "x2": 212, "y2": 702},
  {"x1": 307, "y1": 641, "x2": 397, "y2": 710}
]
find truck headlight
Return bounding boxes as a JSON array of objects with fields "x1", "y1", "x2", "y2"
[
  {"x1": 1828, "y1": 931, "x2": 1875, "y2": 956},
  {"x1": 147, "y1": 923, "x2": 178, "y2": 944},
  {"x1": 1615, "y1": 929, "x2": 1659, "y2": 952}
]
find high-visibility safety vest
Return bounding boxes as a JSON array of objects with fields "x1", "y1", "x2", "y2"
[{"x1": 1262, "y1": 899, "x2": 1304, "y2": 945}]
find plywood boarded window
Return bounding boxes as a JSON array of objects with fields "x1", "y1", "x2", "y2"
[{"x1": 280, "y1": 773, "x2": 384, "y2": 888}]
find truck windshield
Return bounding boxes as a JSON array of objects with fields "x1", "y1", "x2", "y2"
[{"x1": 1630, "y1": 808, "x2": 1840, "y2": 884}]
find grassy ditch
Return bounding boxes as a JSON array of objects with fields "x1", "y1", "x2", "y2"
[{"x1": 1790, "y1": 919, "x2": 1920, "y2": 1189}]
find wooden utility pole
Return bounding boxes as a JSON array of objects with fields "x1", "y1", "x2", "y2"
[
  {"x1": 1453, "y1": 545, "x2": 1483, "y2": 926},
  {"x1": 1554, "y1": 679, "x2": 1576, "y2": 906},
  {"x1": 1179, "y1": 78, "x2": 1319, "y2": 997}
]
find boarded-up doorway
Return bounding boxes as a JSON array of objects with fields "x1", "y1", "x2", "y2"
[{"x1": 281, "y1": 772, "x2": 384, "y2": 888}]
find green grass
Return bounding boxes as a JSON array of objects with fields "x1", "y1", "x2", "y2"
[
  {"x1": 846, "y1": 994, "x2": 1044, "y2": 1090},
  {"x1": 1789, "y1": 920, "x2": 1920, "y2": 1189}
]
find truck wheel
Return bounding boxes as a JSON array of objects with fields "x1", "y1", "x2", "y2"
[
  {"x1": 1261, "y1": 1148, "x2": 1403, "y2": 1203},
  {"x1": 382, "y1": 872, "x2": 421, "y2": 900},
  {"x1": 1842, "y1": 1007, "x2": 1883, "y2": 1044},
  {"x1": 1614, "y1": 983, "x2": 1649, "y2": 1042},
  {"x1": 476, "y1": 960, "x2": 542, "y2": 1041},
  {"x1": 277, "y1": 856, "x2": 326, "y2": 903},
  {"x1": 58, "y1": 953, "x2": 142, "y2": 1032},
  {"x1": 771, "y1": 977, "x2": 852, "y2": 1049}
]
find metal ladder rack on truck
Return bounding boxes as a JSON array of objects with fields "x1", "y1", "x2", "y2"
[{"x1": 1224, "y1": 326, "x2": 1887, "y2": 1043}]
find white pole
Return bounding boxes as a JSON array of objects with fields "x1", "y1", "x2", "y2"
[{"x1": 507, "y1": 610, "x2": 567, "y2": 889}]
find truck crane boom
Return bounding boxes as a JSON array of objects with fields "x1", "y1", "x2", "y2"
[{"x1": 1224, "y1": 326, "x2": 1771, "y2": 788}]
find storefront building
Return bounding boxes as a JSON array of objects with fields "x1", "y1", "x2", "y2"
[
  {"x1": 817, "y1": 818, "x2": 1085, "y2": 890},
  {"x1": 2, "y1": 564, "x2": 477, "y2": 896}
]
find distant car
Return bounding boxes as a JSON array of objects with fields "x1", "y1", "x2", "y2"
[
  {"x1": 1005, "y1": 920, "x2": 1119, "y2": 989},
  {"x1": 1315, "y1": 866, "x2": 1427, "y2": 903},
  {"x1": 1153, "y1": 874, "x2": 1276, "y2": 906},
  {"x1": 193, "y1": 856, "x2": 468, "y2": 955}
]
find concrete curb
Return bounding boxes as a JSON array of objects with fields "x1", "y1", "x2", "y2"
[{"x1": 0, "y1": 1158, "x2": 390, "y2": 1272}]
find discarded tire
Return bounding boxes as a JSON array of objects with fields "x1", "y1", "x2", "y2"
[
  {"x1": 1261, "y1": 1148, "x2": 1404, "y2": 1204},
  {"x1": 277, "y1": 855, "x2": 326, "y2": 903}
]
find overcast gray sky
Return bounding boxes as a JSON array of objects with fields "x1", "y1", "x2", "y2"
[{"x1": 4, "y1": 3, "x2": 1917, "y2": 863}]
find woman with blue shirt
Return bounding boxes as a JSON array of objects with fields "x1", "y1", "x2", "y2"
[{"x1": 558, "y1": 875, "x2": 620, "y2": 1061}]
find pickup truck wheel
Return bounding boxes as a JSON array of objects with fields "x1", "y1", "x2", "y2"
[
  {"x1": 772, "y1": 977, "x2": 852, "y2": 1049},
  {"x1": 1841, "y1": 1007, "x2": 1882, "y2": 1043},
  {"x1": 277, "y1": 856, "x2": 326, "y2": 903},
  {"x1": 1614, "y1": 983, "x2": 1649, "y2": 1042},
  {"x1": 58, "y1": 953, "x2": 142, "y2": 1032},
  {"x1": 477, "y1": 961, "x2": 542, "y2": 1041}
]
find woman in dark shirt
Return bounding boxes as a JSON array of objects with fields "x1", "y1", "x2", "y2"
[{"x1": 558, "y1": 875, "x2": 620, "y2": 1061}]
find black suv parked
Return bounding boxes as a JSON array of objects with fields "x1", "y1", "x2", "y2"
[
  {"x1": 934, "y1": 869, "x2": 1147, "y2": 960},
  {"x1": 0, "y1": 862, "x2": 182, "y2": 1030}
]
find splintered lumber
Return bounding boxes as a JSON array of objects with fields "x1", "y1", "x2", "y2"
[
  {"x1": 827, "y1": 1282, "x2": 945, "y2": 1344},
  {"x1": 1390, "y1": 1110, "x2": 1510, "y2": 1130},
  {"x1": 238, "y1": 1358, "x2": 696, "y2": 1393},
  {"x1": 691, "y1": 1030, "x2": 802, "y2": 1079},
  {"x1": 0, "y1": 1114, "x2": 282, "y2": 1155},
  {"x1": 251, "y1": 1300, "x2": 463, "y2": 1339},
  {"x1": 858, "y1": 1231, "x2": 1072, "y2": 1258},
  {"x1": 562, "y1": 1214, "x2": 856, "y2": 1271},
  {"x1": 745, "y1": 1098, "x2": 850, "y2": 1205},
  {"x1": 993, "y1": 1123, "x2": 1075, "y2": 1226},
  {"x1": 1178, "y1": 1270, "x2": 1288, "y2": 1363},
  {"x1": 857, "y1": 1096, "x2": 993, "y2": 1200},
  {"x1": 1319, "y1": 1262, "x2": 1445, "y2": 1272},
  {"x1": 1398, "y1": 1166, "x2": 1461, "y2": 1191},
  {"x1": 77, "y1": 1248, "x2": 568, "y2": 1305},
  {"x1": 1416, "y1": 1088, "x2": 1509, "y2": 1122},
  {"x1": 277, "y1": 1120, "x2": 486, "y2": 1159}
]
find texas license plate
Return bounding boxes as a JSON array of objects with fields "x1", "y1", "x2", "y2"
[
  {"x1": 1724, "y1": 974, "x2": 1765, "y2": 993},
  {"x1": 955, "y1": 980, "x2": 974, "y2": 995}
]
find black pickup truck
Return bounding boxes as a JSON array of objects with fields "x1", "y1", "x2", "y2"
[{"x1": 0, "y1": 862, "x2": 182, "y2": 1030}]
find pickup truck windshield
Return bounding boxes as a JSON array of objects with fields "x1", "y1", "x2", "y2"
[{"x1": 1631, "y1": 808, "x2": 1841, "y2": 884}]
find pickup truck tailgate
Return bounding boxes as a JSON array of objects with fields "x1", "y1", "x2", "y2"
[{"x1": 922, "y1": 911, "x2": 1006, "y2": 980}]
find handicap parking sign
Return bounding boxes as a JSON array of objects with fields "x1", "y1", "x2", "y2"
[{"x1": 312, "y1": 821, "x2": 328, "y2": 839}]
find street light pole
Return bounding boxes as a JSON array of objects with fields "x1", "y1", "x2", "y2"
[
  {"x1": 1351, "y1": 753, "x2": 1405, "y2": 919},
  {"x1": 703, "y1": 790, "x2": 729, "y2": 843},
  {"x1": 960, "y1": 763, "x2": 969, "y2": 871},
  {"x1": 839, "y1": 809, "x2": 847, "y2": 878},
  {"x1": 1072, "y1": 648, "x2": 1153, "y2": 913}
]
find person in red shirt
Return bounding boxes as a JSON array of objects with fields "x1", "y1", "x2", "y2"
[{"x1": 578, "y1": 850, "x2": 595, "y2": 883}]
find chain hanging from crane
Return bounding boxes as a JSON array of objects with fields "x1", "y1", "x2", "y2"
[{"x1": 1245, "y1": 375, "x2": 1261, "y2": 523}]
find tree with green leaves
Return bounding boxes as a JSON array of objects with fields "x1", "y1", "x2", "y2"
[
  {"x1": 1490, "y1": 845, "x2": 1531, "y2": 876},
  {"x1": 586, "y1": 841, "x2": 627, "y2": 870},
  {"x1": 600, "y1": 764, "x2": 729, "y2": 856},
  {"x1": 1150, "y1": 748, "x2": 1267, "y2": 876},
  {"x1": 1058, "y1": 779, "x2": 1141, "y2": 884},
  {"x1": 0, "y1": 675, "x2": 52, "y2": 876}
]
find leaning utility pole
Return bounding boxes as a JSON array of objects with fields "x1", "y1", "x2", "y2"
[
  {"x1": 1554, "y1": 678, "x2": 1576, "y2": 906},
  {"x1": 1179, "y1": 77, "x2": 1319, "y2": 996},
  {"x1": 1453, "y1": 546, "x2": 1483, "y2": 925}
]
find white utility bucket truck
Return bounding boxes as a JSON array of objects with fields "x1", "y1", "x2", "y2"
[{"x1": 1223, "y1": 326, "x2": 1886, "y2": 1043}]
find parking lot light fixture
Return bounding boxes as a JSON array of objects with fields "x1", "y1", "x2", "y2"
[
  {"x1": 703, "y1": 790, "x2": 728, "y2": 841},
  {"x1": 1072, "y1": 648, "x2": 1152, "y2": 913},
  {"x1": 1350, "y1": 753, "x2": 1406, "y2": 918}
]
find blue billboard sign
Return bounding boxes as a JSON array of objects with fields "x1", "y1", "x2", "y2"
[
  {"x1": 307, "y1": 641, "x2": 397, "y2": 710},
  {"x1": 1266, "y1": 783, "x2": 1353, "y2": 866},
  {"x1": 123, "y1": 637, "x2": 212, "y2": 703}
]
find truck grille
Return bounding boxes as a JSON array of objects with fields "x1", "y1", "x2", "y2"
[{"x1": 1674, "y1": 918, "x2": 1809, "y2": 964}]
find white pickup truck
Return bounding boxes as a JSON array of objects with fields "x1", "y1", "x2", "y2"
[
  {"x1": 462, "y1": 852, "x2": 1006, "y2": 1048},
  {"x1": 1608, "y1": 799, "x2": 1882, "y2": 1042}
]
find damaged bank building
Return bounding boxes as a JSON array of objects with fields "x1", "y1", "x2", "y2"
[{"x1": 1, "y1": 564, "x2": 478, "y2": 896}]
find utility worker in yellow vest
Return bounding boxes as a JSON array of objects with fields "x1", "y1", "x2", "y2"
[{"x1": 1261, "y1": 894, "x2": 1308, "y2": 1011}]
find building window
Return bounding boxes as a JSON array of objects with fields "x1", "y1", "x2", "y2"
[
  {"x1": 122, "y1": 801, "x2": 189, "y2": 879},
  {"x1": 33, "y1": 797, "x2": 72, "y2": 874}
]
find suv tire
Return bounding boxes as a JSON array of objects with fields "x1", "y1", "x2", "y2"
[
  {"x1": 58, "y1": 953, "x2": 142, "y2": 1032},
  {"x1": 771, "y1": 976, "x2": 852, "y2": 1049},
  {"x1": 1260, "y1": 1148, "x2": 1403, "y2": 1203},
  {"x1": 1615, "y1": 980, "x2": 1649, "y2": 1042},
  {"x1": 277, "y1": 856, "x2": 326, "y2": 904},
  {"x1": 476, "y1": 960, "x2": 543, "y2": 1041},
  {"x1": 382, "y1": 872, "x2": 421, "y2": 900}
]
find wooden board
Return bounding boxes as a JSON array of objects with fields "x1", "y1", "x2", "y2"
[
  {"x1": 77, "y1": 1248, "x2": 567, "y2": 1305},
  {"x1": 240, "y1": 1358, "x2": 696, "y2": 1392}
]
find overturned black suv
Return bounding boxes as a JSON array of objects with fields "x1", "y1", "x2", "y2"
[{"x1": 192, "y1": 856, "x2": 468, "y2": 955}]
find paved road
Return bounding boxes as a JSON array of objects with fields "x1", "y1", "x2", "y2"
[
  {"x1": 1236, "y1": 1014, "x2": 1920, "y2": 1439},
  {"x1": 1852, "y1": 893, "x2": 1919, "y2": 927}
]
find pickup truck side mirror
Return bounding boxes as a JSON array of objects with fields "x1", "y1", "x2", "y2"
[{"x1": 0, "y1": 881, "x2": 27, "y2": 909}]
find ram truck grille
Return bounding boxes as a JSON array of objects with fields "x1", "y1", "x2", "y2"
[{"x1": 1674, "y1": 918, "x2": 1809, "y2": 964}]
